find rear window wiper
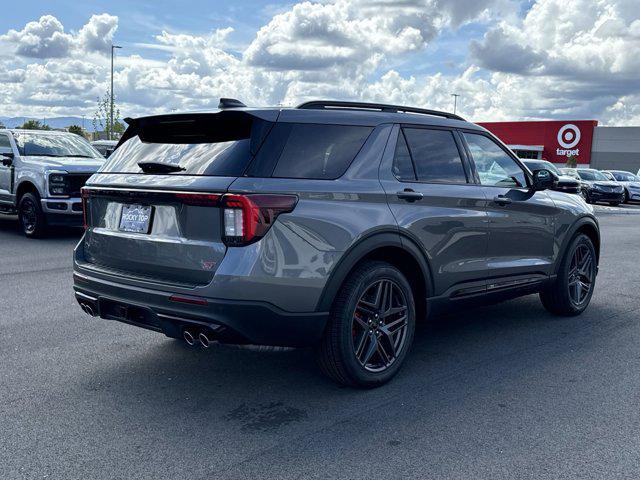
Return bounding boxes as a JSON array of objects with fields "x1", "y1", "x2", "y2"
[{"x1": 137, "y1": 161, "x2": 186, "y2": 174}]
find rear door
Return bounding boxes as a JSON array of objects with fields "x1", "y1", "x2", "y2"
[
  {"x1": 460, "y1": 131, "x2": 557, "y2": 282},
  {"x1": 380, "y1": 125, "x2": 489, "y2": 298}
]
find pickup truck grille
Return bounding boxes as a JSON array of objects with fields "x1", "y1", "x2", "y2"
[{"x1": 66, "y1": 174, "x2": 92, "y2": 197}]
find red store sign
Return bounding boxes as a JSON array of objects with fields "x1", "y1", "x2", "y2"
[{"x1": 478, "y1": 120, "x2": 598, "y2": 165}]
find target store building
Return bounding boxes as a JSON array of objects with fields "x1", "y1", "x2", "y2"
[{"x1": 478, "y1": 120, "x2": 640, "y2": 172}]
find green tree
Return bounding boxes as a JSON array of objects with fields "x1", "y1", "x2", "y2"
[
  {"x1": 0, "y1": 121, "x2": 5, "y2": 129},
  {"x1": 566, "y1": 154, "x2": 578, "y2": 168},
  {"x1": 20, "y1": 119, "x2": 51, "y2": 130},
  {"x1": 68, "y1": 125, "x2": 85, "y2": 137},
  {"x1": 93, "y1": 91, "x2": 124, "y2": 139}
]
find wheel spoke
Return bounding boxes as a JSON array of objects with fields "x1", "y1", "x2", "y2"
[
  {"x1": 381, "y1": 305, "x2": 407, "y2": 319},
  {"x1": 354, "y1": 329, "x2": 369, "y2": 359},
  {"x1": 376, "y1": 340, "x2": 392, "y2": 366},
  {"x1": 361, "y1": 334, "x2": 378, "y2": 365},
  {"x1": 579, "y1": 255, "x2": 592, "y2": 277}
]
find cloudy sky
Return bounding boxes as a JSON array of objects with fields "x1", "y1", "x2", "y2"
[{"x1": 0, "y1": 0, "x2": 638, "y2": 125}]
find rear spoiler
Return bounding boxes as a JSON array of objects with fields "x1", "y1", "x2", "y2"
[{"x1": 116, "y1": 110, "x2": 280, "y2": 149}]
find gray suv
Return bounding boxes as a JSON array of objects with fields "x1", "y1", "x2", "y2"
[{"x1": 74, "y1": 100, "x2": 600, "y2": 388}]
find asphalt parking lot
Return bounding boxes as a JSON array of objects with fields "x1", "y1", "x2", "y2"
[{"x1": 2, "y1": 206, "x2": 640, "y2": 480}]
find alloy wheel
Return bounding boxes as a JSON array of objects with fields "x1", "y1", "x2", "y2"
[
  {"x1": 351, "y1": 279, "x2": 409, "y2": 372},
  {"x1": 568, "y1": 244, "x2": 595, "y2": 306}
]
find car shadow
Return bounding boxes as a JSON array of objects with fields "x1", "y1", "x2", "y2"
[{"x1": 82, "y1": 293, "x2": 615, "y2": 438}]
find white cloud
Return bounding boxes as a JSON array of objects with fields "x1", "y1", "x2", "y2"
[
  {"x1": 0, "y1": 0, "x2": 637, "y2": 126},
  {"x1": 0, "y1": 15, "x2": 73, "y2": 58},
  {"x1": 78, "y1": 14, "x2": 118, "y2": 52}
]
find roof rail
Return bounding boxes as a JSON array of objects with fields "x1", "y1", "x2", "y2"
[{"x1": 296, "y1": 100, "x2": 465, "y2": 121}]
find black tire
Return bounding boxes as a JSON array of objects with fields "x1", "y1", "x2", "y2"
[
  {"x1": 316, "y1": 261, "x2": 416, "y2": 388},
  {"x1": 540, "y1": 234, "x2": 596, "y2": 316},
  {"x1": 623, "y1": 190, "x2": 629, "y2": 204},
  {"x1": 609, "y1": 202, "x2": 620, "y2": 206},
  {"x1": 18, "y1": 192, "x2": 48, "y2": 238}
]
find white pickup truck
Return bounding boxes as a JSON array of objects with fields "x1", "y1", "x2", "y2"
[{"x1": 0, "y1": 129, "x2": 105, "y2": 237}]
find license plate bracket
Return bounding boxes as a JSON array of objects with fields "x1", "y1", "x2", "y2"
[{"x1": 119, "y1": 204, "x2": 153, "y2": 233}]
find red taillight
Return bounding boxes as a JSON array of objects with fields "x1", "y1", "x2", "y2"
[
  {"x1": 221, "y1": 194, "x2": 298, "y2": 246},
  {"x1": 174, "y1": 193, "x2": 221, "y2": 206},
  {"x1": 81, "y1": 187, "x2": 90, "y2": 230}
]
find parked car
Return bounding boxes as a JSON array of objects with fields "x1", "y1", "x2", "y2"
[
  {"x1": 91, "y1": 140, "x2": 118, "y2": 158},
  {"x1": 572, "y1": 168, "x2": 625, "y2": 205},
  {"x1": 522, "y1": 160, "x2": 580, "y2": 193},
  {"x1": 74, "y1": 99, "x2": 600, "y2": 388},
  {"x1": 603, "y1": 170, "x2": 640, "y2": 203},
  {"x1": 0, "y1": 129, "x2": 104, "y2": 237}
]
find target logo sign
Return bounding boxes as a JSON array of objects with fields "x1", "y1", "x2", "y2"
[
  {"x1": 557, "y1": 124, "x2": 581, "y2": 149},
  {"x1": 556, "y1": 124, "x2": 582, "y2": 157}
]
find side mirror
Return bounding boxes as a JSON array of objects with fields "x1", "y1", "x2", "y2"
[
  {"x1": 532, "y1": 169, "x2": 557, "y2": 191},
  {"x1": 1, "y1": 151, "x2": 13, "y2": 167}
]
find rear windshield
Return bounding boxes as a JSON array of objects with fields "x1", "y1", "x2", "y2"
[
  {"x1": 99, "y1": 113, "x2": 272, "y2": 176},
  {"x1": 100, "y1": 114, "x2": 372, "y2": 179}
]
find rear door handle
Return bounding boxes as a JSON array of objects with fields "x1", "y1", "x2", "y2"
[
  {"x1": 397, "y1": 189, "x2": 423, "y2": 202},
  {"x1": 493, "y1": 195, "x2": 512, "y2": 205}
]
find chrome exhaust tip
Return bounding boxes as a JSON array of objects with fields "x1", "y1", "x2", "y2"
[
  {"x1": 198, "y1": 332, "x2": 211, "y2": 348},
  {"x1": 183, "y1": 329, "x2": 196, "y2": 346}
]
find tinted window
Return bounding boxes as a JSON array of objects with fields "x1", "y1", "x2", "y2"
[
  {"x1": 464, "y1": 133, "x2": 527, "y2": 188},
  {"x1": 271, "y1": 124, "x2": 372, "y2": 179},
  {"x1": 392, "y1": 132, "x2": 416, "y2": 181},
  {"x1": 103, "y1": 136, "x2": 253, "y2": 176},
  {"x1": 101, "y1": 115, "x2": 272, "y2": 176},
  {"x1": 403, "y1": 128, "x2": 467, "y2": 183}
]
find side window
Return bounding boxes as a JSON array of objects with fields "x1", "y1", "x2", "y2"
[
  {"x1": 403, "y1": 128, "x2": 467, "y2": 184},
  {"x1": 392, "y1": 131, "x2": 416, "y2": 181},
  {"x1": 270, "y1": 124, "x2": 373, "y2": 180},
  {"x1": 463, "y1": 133, "x2": 527, "y2": 188},
  {"x1": 0, "y1": 134, "x2": 11, "y2": 154}
]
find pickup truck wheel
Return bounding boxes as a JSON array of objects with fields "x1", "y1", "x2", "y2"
[
  {"x1": 316, "y1": 261, "x2": 415, "y2": 388},
  {"x1": 18, "y1": 192, "x2": 48, "y2": 238},
  {"x1": 540, "y1": 234, "x2": 596, "y2": 316}
]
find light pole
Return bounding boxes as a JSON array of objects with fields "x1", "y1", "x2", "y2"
[
  {"x1": 451, "y1": 93, "x2": 460, "y2": 115},
  {"x1": 110, "y1": 44, "x2": 122, "y2": 140}
]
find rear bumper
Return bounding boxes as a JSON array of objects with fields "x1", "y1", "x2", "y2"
[{"x1": 73, "y1": 270, "x2": 328, "y2": 347}]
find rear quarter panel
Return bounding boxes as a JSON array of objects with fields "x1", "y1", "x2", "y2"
[{"x1": 214, "y1": 124, "x2": 397, "y2": 312}]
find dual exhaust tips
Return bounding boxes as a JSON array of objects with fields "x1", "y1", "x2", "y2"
[
  {"x1": 183, "y1": 328, "x2": 213, "y2": 348},
  {"x1": 79, "y1": 302, "x2": 97, "y2": 317}
]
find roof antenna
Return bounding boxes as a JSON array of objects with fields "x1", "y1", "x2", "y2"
[{"x1": 218, "y1": 98, "x2": 247, "y2": 109}]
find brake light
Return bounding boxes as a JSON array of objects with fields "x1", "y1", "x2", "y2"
[
  {"x1": 81, "y1": 187, "x2": 90, "y2": 230},
  {"x1": 221, "y1": 194, "x2": 298, "y2": 246},
  {"x1": 174, "y1": 193, "x2": 221, "y2": 206}
]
